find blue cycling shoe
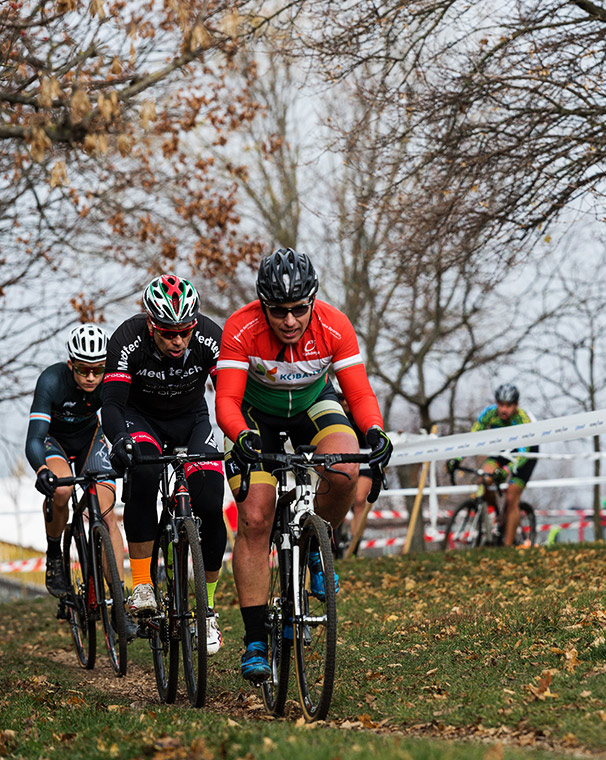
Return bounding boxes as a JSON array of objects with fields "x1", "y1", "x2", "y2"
[
  {"x1": 241, "y1": 641, "x2": 271, "y2": 683},
  {"x1": 308, "y1": 551, "x2": 339, "y2": 601}
]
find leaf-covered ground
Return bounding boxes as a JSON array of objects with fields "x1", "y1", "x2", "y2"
[{"x1": 3, "y1": 543, "x2": 606, "y2": 759}]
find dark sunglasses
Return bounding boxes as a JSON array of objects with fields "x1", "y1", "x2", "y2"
[
  {"x1": 153, "y1": 325, "x2": 195, "y2": 340},
  {"x1": 73, "y1": 364, "x2": 105, "y2": 377},
  {"x1": 266, "y1": 301, "x2": 313, "y2": 319}
]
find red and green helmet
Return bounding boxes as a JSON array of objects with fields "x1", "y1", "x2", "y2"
[{"x1": 143, "y1": 274, "x2": 199, "y2": 327}]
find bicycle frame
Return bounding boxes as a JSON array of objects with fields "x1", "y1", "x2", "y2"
[
  {"x1": 55, "y1": 465, "x2": 127, "y2": 676},
  {"x1": 127, "y1": 448, "x2": 224, "y2": 707},
  {"x1": 444, "y1": 463, "x2": 536, "y2": 549},
  {"x1": 258, "y1": 441, "x2": 382, "y2": 721}
]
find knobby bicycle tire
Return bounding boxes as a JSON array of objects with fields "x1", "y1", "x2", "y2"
[
  {"x1": 151, "y1": 529, "x2": 179, "y2": 704},
  {"x1": 92, "y1": 523, "x2": 128, "y2": 677},
  {"x1": 293, "y1": 513, "x2": 337, "y2": 722},
  {"x1": 441, "y1": 499, "x2": 487, "y2": 550},
  {"x1": 261, "y1": 527, "x2": 292, "y2": 716},
  {"x1": 63, "y1": 519, "x2": 96, "y2": 669},
  {"x1": 178, "y1": 518, "x2": 208, "y2": 708},
  {"x1": 517, "y1": 502, "x2": 537, "y2": 546}
]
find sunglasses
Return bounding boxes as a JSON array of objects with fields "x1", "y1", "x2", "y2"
[
  {"x1": 153, "y1": 324, "x2": 195, "y2": 340},
  {"x1": 265, "y1": 301, "x2": 313, "y2": 319},
  {"x1": 73, "y1": 364, "x2": 105, "y2": 377}
]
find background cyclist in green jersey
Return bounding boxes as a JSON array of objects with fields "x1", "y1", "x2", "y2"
[{"x1": 447, "y1": 383, "x2": 538, "y2": 546}]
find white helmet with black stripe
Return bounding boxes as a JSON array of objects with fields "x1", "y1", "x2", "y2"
[{"x1": 66, "y1": 323, "x2": 109, "y2": 362}]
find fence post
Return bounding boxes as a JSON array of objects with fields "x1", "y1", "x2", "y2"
[{"x1": 402, "y1": 424, "x2": 437, "y2": 555}]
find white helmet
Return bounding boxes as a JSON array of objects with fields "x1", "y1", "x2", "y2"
[{"x1": 66, "y1": 323, "x2": 109, "y2": 363}]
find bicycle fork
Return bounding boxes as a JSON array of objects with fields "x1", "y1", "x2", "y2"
[{"x1": 289, "y1": 481, "x2": 316, "y2": 635}]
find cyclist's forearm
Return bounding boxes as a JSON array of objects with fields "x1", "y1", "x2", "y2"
[
  {"x1": 101, "y1": 376, "x2": 131, "y2": 441},
  {"x1": 101, "y1": 400, "x2": 128, "y2": 442},
  {"x1": 337, "y1": 366, "x2": 384, "y2": 432},
  {"x1": 215, "y1": 367, "x2": 248, "y2": 442},
  {"x1": 25, "y1": 418, "x2": 49, "y2": 472}
]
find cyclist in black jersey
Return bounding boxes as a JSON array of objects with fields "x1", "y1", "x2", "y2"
[
  {"x1": 25, "y1": 324, "x2": 128, "y2": 613},
  {"x1": 102, "y1": 274, "x2": 226, "y2": 656}
]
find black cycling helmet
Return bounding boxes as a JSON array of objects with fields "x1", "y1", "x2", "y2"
[
  {"x1": 495, "y1": 382, "x2": 519, "y2": 404},
  {"x1": 256, "y1": 248, "x2": 319, "y2": 304}
]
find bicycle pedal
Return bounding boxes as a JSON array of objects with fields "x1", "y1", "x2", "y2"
[
  {"x1": 56, "y1": 601, "x2": 69, "y2": 621},
  {"x1": 137, "y1": 624, "x2": 152, "y2": 639}
]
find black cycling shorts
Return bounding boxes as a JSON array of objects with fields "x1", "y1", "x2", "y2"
[
  {"x1": 486, "y1": 445, "x2": 538, "y2": 488},
  {"x1": 44, "y1": 422, "x2": 115, "y2": 486}
]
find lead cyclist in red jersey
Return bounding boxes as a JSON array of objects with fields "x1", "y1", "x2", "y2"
[{"x1": 215, "y1": 247, "x2": 393, "y2": 683}]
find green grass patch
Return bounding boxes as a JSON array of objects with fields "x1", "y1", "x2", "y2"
[{"x1": 3, "y1": 543, "x2": 606, "y2": 757}]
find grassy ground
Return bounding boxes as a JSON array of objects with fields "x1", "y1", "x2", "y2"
[{"x1": 3, "y1": 543, "x2": 606, "y2": 759}]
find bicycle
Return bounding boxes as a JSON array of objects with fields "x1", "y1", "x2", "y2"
[
  {"x1": 442, "y1": 463, "x2": 537, "y2": 550},
  {"x1": 50, "y1": 466, "x2": 129, "y2": 677},
  {"x1": 125, "y1": 448, "x2": 224, "y2": 708},
  {"x1": 237, "y1": 437, "x2": 383, "y2": 722}
]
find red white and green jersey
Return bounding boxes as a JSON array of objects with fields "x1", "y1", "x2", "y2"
[{"x1": 216, "y1": 299, "x2": 384, "y2": 441}]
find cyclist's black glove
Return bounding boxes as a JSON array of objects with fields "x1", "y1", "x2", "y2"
[
  {"x1": 365, "y1": 426, "x2": 393, "y2": 469},
  {"x1": 35, "y1": 468, "x2": 57, "y2": 497},
  {"x1": 231, "y1": 429, "x2": 262, "y2": 470},
  {"x1": 110, "y1": 434, "x2": 139, "y2": 475},
  {"x1": 492, "y1": 466, "x2": 510, "y2": 485},
  {"x1": 446, "y1": 458, "x2": 461, "y2": 475}
]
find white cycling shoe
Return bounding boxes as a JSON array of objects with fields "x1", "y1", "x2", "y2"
[
  {"x1": 206, "y1": 609, "x2": 223, "y2": 656},
  {"x1": 128, "y1": 583, "x2": 157, "y2": 614}
]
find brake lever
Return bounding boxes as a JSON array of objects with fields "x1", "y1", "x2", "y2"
[{"x1": 323, "y1": 463, "x2": 351, "y2": 479}]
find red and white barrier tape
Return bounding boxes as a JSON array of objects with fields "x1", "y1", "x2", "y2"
[
  {"x1": 358, "y1": 517, "x2": 606, "y2": 549},
  {"x1": 0, "y1": 557, "x2": 45, "y2": 573},
  {"x1": 358, "y1": 507, "x2": 599, "y2": 522}
]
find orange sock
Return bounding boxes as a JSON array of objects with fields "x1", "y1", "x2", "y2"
[{"x1": 130, "y1": 556, "x2": 152, "y2": 588}]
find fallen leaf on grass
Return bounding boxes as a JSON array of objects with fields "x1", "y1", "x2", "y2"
[
  {"x1": 357, "y1": 713, "x2": 378, "y2": 728},
  {"x1": 0, "y1": 729, "x2": 17, "y2": 752},
  {"x1": 563, "y1": 645, "x2": 581, "y2": 672},
  {"x1": 526, "y1": 671, "x2": 558, "y2": 701}
]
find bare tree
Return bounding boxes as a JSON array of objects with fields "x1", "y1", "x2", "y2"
[
  {"x1": 0, "y1": 1, "x2": 291, "y2": 413},
  {"x1": 521, "y1": 239, "x2": 606, "y2": 538},
  {"x1": 287, "y1": 1, "x2": 606, "y2": 260}
]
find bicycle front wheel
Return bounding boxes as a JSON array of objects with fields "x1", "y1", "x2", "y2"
[
  {"x1": 151, "y1": 530, "x2": 179, "y2": 704},
  {"x1": 517, "y1": 502, "x2": 537, "y2": 546},
  {"x1": 293, "y1": 513, "x2": 337, "y2": 722},
  {"x1": 178, "y1": 518, "x2": 208, "y2": 708},
  {"x1": 442, "y1": 500, "x2": 484, "y2": 550},
  {"x1": 63, "y1": 520, "x2": 96, "y2": 669},
  {"x1": 261, "y1": 527, "x2": 291, "y2": 716},
  {"x1": 92, "y1": 523, "x2": 128, "y2": 676}
]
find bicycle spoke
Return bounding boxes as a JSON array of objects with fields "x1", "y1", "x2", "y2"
[
  {"x1": 293, "y1": 514, "x2": 337, "y2": 722},
  {"x1": 261, "y1": 529, "x2": 291, "y2": 715},
  {"x1": 442, "y1": 500, "x2": 483, "y2": 550},
  {"x1": 517, "y1": 503, "x2": 537, "y2": 547},
  {"x1": 179, "y1": 518, "x2": 208, "y2": 708},
  {"x1": 93, "y1": 524, "x2": 128, "y2": 677},
  {"x1": 151, "y1": 530, "x2": 179, "y2": 703},
  {"x1": 63, "y1": 520, "x2": 96, "y2": 670}
]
